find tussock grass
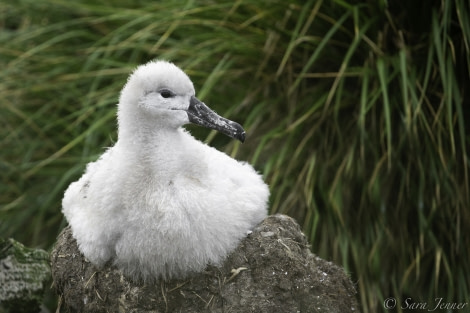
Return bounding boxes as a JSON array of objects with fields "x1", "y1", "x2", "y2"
[{"x1": 1, "y1": 0, "x2": 468, "y2": 311}]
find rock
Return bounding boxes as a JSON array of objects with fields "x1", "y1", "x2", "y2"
[
  {"x1": 51, "y1": 214, "x2": 359, "y2": 313},
  {"x1": 0, "y1": 238, "x2": 50, "y2": 313}
]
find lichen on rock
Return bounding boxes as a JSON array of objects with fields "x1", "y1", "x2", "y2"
[{"x1": 0, "y1": 238, "x2": 50, "y2": 313}]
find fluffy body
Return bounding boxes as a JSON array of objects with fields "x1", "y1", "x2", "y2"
[{"x1": 62, "y1": 61, "x2": 269, "y2": 281}]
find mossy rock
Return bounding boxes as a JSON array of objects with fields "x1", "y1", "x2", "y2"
[{"x1": 0, "y1": 238, "x2": 50, "y2": 313}]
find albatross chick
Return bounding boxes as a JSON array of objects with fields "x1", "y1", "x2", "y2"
[{"x1": 62, "y1": 60, "x2": 269, "y2": 282}]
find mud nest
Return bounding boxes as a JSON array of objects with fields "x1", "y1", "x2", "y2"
[{"x1": 51, "y1": 214, "x2": 359, "y2": 313}]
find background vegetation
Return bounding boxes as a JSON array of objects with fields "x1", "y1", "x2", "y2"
[{"x1": 1, "y1": 0, "x2": 469, "y2": 312}]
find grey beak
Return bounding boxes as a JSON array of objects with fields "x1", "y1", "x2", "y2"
[{"x1": 186, "y1": 96, "x2": 246, "y2": 143}]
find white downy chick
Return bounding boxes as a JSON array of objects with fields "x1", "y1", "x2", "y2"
[{"x1": 62, "y1": 60, "x2": 269, "y2": 282}]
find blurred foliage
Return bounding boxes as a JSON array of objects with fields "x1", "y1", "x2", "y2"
[{"x1": 1, "y1": 0, "x2": 469, "y2": 312}]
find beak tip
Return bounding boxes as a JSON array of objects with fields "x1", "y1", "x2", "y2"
[{"x1": 238, "y1": 131, "x2": 246, "y2": 143}]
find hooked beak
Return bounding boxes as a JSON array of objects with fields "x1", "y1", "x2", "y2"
[{"x1": 186, "y1": 96, "x2": 246, "y2": 143}]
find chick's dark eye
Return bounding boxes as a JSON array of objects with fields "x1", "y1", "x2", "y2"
[{"x1": 160, "y1": 89, "x2": 174, "y2": 98}]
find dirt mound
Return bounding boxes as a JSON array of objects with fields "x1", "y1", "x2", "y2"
[{"x1": 51, "y1": 214, "x2": 359, "y2": 313}]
